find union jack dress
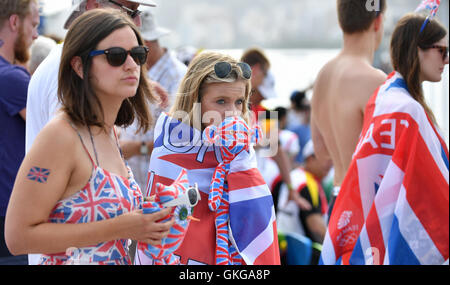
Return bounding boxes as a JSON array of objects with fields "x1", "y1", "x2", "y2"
[{"x1": 39, "y1": 126, "x2": 143, "y2": 265}]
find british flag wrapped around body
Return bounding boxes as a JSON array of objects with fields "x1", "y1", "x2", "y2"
[
  {"x1": 136, "y1": 112, "x2": 280, "y2": 265},
  {"x1": 137, "y1": 169, "x2": 201, "y2": 265},
  {"x1": 202, "y1": 116, "x2": 262, "y2": 265},
  {"x1": 320, "y1": 72, "x2": 449, "y2": 265}
]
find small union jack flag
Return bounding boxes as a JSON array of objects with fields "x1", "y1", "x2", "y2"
[
  {"x1": 415, "y1": 0, "x2": 441, "y2": 19},
  {"x1": 415, "y1": 0, "x2": 441, "y2": 33},
  {"x1": 27, "y1": 167, "x2": 50, "y2": 183}
]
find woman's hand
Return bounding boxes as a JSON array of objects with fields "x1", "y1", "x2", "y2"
[{"x1": 117, "y1": 207, "x2": 175, "y2": 246}]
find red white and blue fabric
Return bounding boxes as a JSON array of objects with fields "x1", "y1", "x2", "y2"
[
  {"x1": 415, "y1": 0, "x2": 441, "y2": 33},
  {"x1": 136, "y1": 112, "x2": 280, "y2": 265},
  {"x1": 202, "y1": 116, "x2": 261, "y2": 264},
  {"x1": 415, "y1": 0, "x2": 440, "y2": 18},
  {"x1": 320, "y1": 72, "x2": 449, "y2": 265},
  {"x1": 39, "y1": 164, "x2": 143, "y2": 265},
  {"x1": 137, "y1": 169, "x2": 193, "y2": 265}
]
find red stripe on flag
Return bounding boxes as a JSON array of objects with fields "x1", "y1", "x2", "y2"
[
  {"x1": 253, "y1": 220, "x2": 281, "y2": 265},
  {"x1": 227, "y1": 168, "x2": 267, "y2": 191},
  {"x1": 159, "y1": 151, "x2": 218, "y2": 170},
  {"x1": 394, "y1": 132, "x2": 449, "y2": 260},
  {"x1": 327, "y1": 165, "x2": 366, "y2": 265},
  {"x1": 364, "y1": 208, "x2": 386, "y2": 264}
]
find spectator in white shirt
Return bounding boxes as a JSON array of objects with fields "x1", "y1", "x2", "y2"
[{"x1": 120, "y1": 7, "x2": 187, "y2": 190}]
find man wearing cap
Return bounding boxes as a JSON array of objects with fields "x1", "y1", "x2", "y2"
[
  {"x1": 25, "y1": 0, "x2": 157, "y2": 154},
  {"x1": 24, "y1": 0, "x2": 157, "y2": 265},
  {"x1": 120, "y1": 7, "x2": 187, "y2": 190},
  {"x1": 277, "y1": 140, "x2": 330, "y2": 264}
]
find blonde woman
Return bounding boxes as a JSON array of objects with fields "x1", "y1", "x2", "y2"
[{"x1": 135, "y1": 51, "x2": 280, "y2": 265}]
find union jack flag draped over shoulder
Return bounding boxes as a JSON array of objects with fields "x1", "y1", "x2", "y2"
[
  {"x1": 135, "y1": 112, "x2": 280, "y2": 265},
  {"x1": 320, "y1": 72, "x2": 449, "y2": 265}
]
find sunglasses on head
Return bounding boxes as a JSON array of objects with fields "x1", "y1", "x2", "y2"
[
  {"x1": 214, "y1": 61, "x2": 252, "y2": 80},
  {"x1": 108, "y1": 0, "x2": 141, "y2": 19},
  {"x1": 427, "y1": 45, "x2": 449, "y2": 61},
  {"x1": 89, "y1": 46, "x2": 149, "y2": 67}
]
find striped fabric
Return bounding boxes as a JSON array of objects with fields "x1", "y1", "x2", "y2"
[
  {"x1": 320, "y1": 72, "x2": 449, "y2": 265},
  {"x1": 136, "y1": 113, "x2": 280, "y2": 265}
]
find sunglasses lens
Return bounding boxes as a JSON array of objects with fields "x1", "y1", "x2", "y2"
[
  {"x1": 215, "y1": 62, "x2": 232, "y2": 78},
  {"x1": 187, "y1": 188, "x2": 198, "y2": 206},
  {"x1": 106, "y1": 47, "x2": 128, "y2": 66},
  {"x1": 130, "y1": 47, "x2": 148, "y2": 65},
  {"x1": 237, "y1": 62, "x2": 252, "y2": 79}
]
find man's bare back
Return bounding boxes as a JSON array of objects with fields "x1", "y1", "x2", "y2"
[{"x1": 311, "y1": 53, "x2": 386, "y2": 186}]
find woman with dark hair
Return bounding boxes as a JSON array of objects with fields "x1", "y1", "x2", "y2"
[
  {"x1": 5, "y1": 9, "x2": 173, "y2": 265},
  {"x1": 390, "y1": 13, "x2": 449, "y2": 125},
  {"x1": 321, "y1": 14, "x2": 449, "y2": 265}
]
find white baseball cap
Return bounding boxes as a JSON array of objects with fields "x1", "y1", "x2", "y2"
[
  {"x1": 140, "y1": 7, "x2": 171, "y2": 41},
  {"x1": 64, "y1": 0, "x2": 157, "y2": 29}
]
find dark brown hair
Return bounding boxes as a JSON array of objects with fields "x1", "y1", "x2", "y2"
[
  {"x1": 241, "y1": 47, "x2": 270, "y2": 70},
  {"x1": 337, "y1": 0, "x2": 386, "y2": 34},
  {"x1": 58, "y1": 8, "x2": 156, "y2": 133},
  {"x1": 390, "y1": 13, "x2": 447, "y2": 124}
]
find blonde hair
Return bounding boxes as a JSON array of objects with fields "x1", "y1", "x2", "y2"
[{"x1": 169, "y1": 51, "x2": 252, "y2": 129}]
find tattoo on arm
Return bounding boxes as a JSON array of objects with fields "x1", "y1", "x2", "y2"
[{"x1": 27, "y1": 167, "x2": 50, "y2": 183}]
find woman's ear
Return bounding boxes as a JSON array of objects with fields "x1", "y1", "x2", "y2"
[{"x1": 70, "y1": 56, "x2": 84, "y2": 79}]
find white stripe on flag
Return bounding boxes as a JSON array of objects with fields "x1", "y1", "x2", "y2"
[
  {"x1": 229, "y1": 185, "x2": 272, "y2": 204},
  {"x1": 356, "y1": 154, "x2": 391, "y2": 219},
  {"x1": 234, "y1": 207, "x2": 276, "y2": 265},
  {"x1": 395, "y1": 186, "x2": 445, "y2": 265},
  {"x1": 374, "y1": 161, "x2": 404, "y2": 251},
  {"x1": 320, "y1": 231, "x2": 336, "y2": 265}
]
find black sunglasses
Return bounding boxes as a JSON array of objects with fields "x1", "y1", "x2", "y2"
[
  {"x1": 214, "y1": 61, "x2": 252, "y2": 80},
  {"x1": 108, "y1": 0, "x2": 141, "y2": 19},
  {"x1": 427, "y1": 45, "x2": 449, "y2": 61},
  {"x1": 89, "y1": 46, "x2": 149, "y2": 67}
]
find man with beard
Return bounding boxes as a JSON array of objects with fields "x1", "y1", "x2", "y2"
[{"x1": 0, "y1": 0, "x2": 39, "y2": 264}]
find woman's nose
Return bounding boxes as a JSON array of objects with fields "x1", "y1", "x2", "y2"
[
  {"x1": 224, "y1": 105, "x2": 240, "y2": 118},
  {"x1": 123, "y1": 54, "x2": 139, "y2": 70}
]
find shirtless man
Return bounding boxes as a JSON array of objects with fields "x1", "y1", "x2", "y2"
[{"x1": 311, "y1": 0, "x2": 387, "y2": 218}]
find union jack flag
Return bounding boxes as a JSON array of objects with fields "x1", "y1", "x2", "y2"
[
  {"x1": 27, "y1": 167, "x2": 50, "y2": 183},
  {"x1": 320, "y1": 72, "x2": 449, "y2": 265},
  {"x1": 135, "y1": 112, "x2": 280, "y2": 265},
  {"x1": 415, "y1": 0, "x2": 441, "y2": 18}
]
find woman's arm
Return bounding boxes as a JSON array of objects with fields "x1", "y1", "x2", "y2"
[{"x1": 5, "y1": 118, "x2": 173, "y2": 255}]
